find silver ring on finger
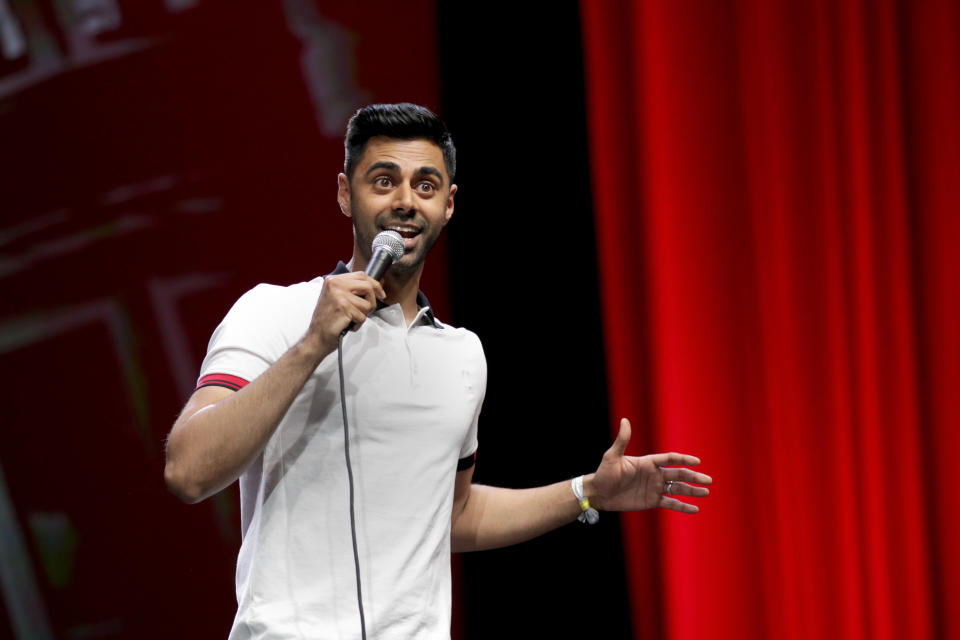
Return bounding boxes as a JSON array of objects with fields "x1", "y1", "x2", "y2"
[{"x1": 665, "y1": 480, "x2": 674, "y2": 495}]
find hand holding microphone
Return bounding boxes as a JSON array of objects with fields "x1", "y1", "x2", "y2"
[
  {"x1": 304, "y1": 231, "x2": 405, "y2": 357},
  {"x1": 342, "y1": 230, "x2": 405, "y2": 335}
]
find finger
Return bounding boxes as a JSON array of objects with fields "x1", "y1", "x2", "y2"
[
  {"x1": 334, "y1": 296, "x2": 370, "y2": 325},
  {"x1": 652, "y1": 452, "x2": 702, "y2": 467},
  {"x1": 659, "y1": 496, "x2": 700, "y2": 514},
  {"x1": 352, "y1": 288, "x2": 379, "y2": 312},
  {"x1": 608, "y1": 418, "x2": 632, "y2": 457},
  {"x1": 363, "y1": 280, "x2": 387, "y2": 303},
  {"x1": 333, "y1": 272, "x2": 370, "y2": 285},
  {"x1": 662, "y1": 467, "x2": 713, "y2": 485},
  {"x1": 350, "y1": 273, "x2": 387, "y2": 301},
  {"x1": 663, "y1": 481, "x2": 710, "y2": 498},
  {"x1": 346, "y1": 305, "x2": 368, "y2": 330},
  {"x1": 343, "y1": 274, "x2": 377, "y2": 294}
]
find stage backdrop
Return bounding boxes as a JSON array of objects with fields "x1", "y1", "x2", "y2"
[
  {"x1": 0, "y1": 2, "x2": 445, "y2": 637},
  {"x1": 581, "y1": 1, "x2": 959, "y2": 639}
]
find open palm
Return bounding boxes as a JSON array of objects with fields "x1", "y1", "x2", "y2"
[{"x1": 591, "y1": 418, "x2": 712, "y2": 513}]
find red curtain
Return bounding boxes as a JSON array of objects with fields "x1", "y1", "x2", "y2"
[{"x1": 580, "y1": 1, "x2": 960, "y2": 638}]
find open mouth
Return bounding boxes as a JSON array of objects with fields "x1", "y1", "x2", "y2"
[{"x1": 382, "y1": 224, "x2": 421, "y2": 240}]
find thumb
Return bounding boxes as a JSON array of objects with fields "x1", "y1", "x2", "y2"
[{"x1": 608, "y1": 417, "x2": 632, "y2": 457}]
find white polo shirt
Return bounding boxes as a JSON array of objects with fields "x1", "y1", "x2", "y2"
[{"x1": 197, "y1": 268, "x2": 486, "y2": 639}]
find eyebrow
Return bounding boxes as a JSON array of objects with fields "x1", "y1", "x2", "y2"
[
  {"x1": 416, "y1": 166, "x2": 445, "y2": 184},
  {"x1": 364, "y1": 161, "x2": 445, "y2": 185},
  {"x1": 365, "y1": 161, "x2": 400, "y2": 177}
]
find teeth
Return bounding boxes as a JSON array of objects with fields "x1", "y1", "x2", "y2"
[{"x1": 385, "y1": 225, "x2": 419, "y2": 233}]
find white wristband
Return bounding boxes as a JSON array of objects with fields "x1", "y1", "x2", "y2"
[{"x1": 571, "y1": 475, "x2": 599, "y2": 525}]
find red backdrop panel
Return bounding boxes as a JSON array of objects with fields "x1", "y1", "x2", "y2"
[{"x1": 0, "y1": 2, "x2": 443, "y2": 637}]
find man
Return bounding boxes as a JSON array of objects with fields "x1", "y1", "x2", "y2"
[{"x1": 164, "y1": 103, "x2": 712, "y2": 639}]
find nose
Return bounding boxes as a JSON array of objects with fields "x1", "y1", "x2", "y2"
[{"x1": 392, "y1": 182, "x2": 415, "y2": 214}]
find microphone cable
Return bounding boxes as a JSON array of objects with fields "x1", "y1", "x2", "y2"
[
  {"x1": 338, "y1": 330, "x2": 367, "y2": 640},
  {"x1": 335, "y1": 229, "x2": 402, "y2": 639}
]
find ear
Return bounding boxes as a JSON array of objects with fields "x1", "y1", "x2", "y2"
[
  {"x1": 443, "y1": 184, "x2": 457, "y2": 226},
  {"x1": 337, "y1": 173, "x2": 351, "y2": 218}
]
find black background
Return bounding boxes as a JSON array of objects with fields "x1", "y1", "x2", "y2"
[{"x1": 439, "y1": 3, "x2": 632, "y2": 637}]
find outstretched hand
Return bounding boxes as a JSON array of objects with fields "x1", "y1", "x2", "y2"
[{"x1": 589, "y1": 418, "x2": 712, "y2": 514}]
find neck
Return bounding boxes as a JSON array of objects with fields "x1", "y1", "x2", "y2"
[{"x1": 346, "y1": 253, "x2": 423, "y2": 325}]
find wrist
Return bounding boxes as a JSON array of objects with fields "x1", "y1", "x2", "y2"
[
  {"x1": 581, "y1": 473, "x2": 601, "y2": 511},
  {"x1": 571, "y1": 474, "x2": 600, "y2": 525},
  {"x1": 295, "y1": 331, "x2": 335, "y2": 367}
]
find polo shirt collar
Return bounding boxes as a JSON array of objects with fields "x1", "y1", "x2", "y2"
[{"x1": 326, "y1": 261, "x2": 442, "y2": 329}]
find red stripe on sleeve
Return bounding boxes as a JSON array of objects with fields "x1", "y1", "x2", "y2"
[{"x1": 197, "y1": 373, "x2": 250, "y2": 391}]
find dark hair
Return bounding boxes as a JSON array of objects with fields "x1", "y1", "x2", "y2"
[{"x1": 343, "y1": 103, "x2": 456, "y2": 183}]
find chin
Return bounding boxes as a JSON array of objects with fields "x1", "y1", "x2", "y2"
[{"x1": 389, "y1": 253, "x2": 426, "y2": 274}]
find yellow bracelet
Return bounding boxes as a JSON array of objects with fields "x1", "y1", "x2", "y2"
[{"x1": 571, "y1": 476, "x2": 599, "y2": 525}]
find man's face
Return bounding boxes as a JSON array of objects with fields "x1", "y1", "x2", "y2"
[{"x1": 338, "y1": 136, "x2": 456, "y2": 275}]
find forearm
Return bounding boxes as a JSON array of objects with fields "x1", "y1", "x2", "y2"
[
  {"x1": 451, "y1": 475, "x2": 596, "y2": 552},
  {"x1": 164, "y1": 337, "x2": 332, "y2": 503}
]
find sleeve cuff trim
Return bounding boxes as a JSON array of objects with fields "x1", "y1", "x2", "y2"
[
  {"x1": 197, "y1": 373, "x2": 249, "y2": 391},
  {"x1": 457, "y1": 452, "x2": 476, "y2": 472}
]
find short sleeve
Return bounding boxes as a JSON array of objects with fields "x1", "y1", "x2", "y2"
[
  {"x1": 198, "y1": 283, "x2": 311, "y2": 386},
  {"x1": 457, "y1": 332, "x2": 486, "y2": 461}
]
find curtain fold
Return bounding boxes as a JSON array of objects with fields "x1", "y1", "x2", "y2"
[{"x1": 580, "y1": 1, "x2": 960, "y2": 638}]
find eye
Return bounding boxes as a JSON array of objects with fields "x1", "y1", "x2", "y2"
[
  {"x1": 374, "y1": 176, "x2": 393, "y2": 188},
  {"x1": 416, "y1": 181, "x2": 436, "y2": 194}
]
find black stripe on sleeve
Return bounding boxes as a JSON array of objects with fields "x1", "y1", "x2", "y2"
[
  {"x1": 197, "y1": 381, "x2": 242, "y2": 392},
  {"x1": 457, "y1": 452, "x2": 476, "y2": 472}
]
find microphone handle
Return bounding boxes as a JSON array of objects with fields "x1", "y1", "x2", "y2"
[{"x1": 365, "y1": 246, "x2": 395, "y2": 281}]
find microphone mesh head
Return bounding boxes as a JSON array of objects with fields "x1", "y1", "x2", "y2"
[{"x1": 372, "y1": 230, "x2": 405, "y2": 261}]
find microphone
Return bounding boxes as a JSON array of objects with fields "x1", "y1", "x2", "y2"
[{"x1": 364, "y1": 230, "x2": 405, "y2": 281}]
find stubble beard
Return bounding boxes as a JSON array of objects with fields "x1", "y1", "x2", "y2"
[{"x1": 353, "y1": 215, "x2": 442, "y2": 275}]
